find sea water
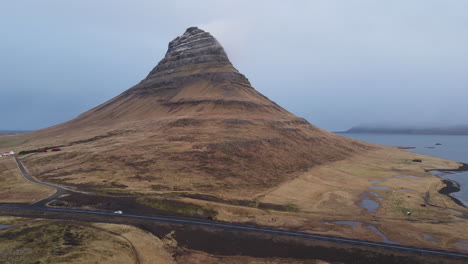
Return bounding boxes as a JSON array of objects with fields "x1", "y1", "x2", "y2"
[{"x1": 338, "y1": 133, "x2": 468, "y2": 206}]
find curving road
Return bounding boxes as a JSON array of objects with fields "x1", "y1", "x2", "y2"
[
  {"x1": 3, "y1": 158, "x2": 467, "y2": 260},
  {"x1": 15, "y1": 157, "x2": 69, "y2": 205}
]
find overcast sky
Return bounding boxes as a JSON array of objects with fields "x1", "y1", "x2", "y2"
[{"x1": 1, "y1": 1, "x2": 467, "y2": 131}]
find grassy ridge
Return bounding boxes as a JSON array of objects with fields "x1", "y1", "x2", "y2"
[{"x1": 0, "y1": 220, "x2": 133, "y2": 263}]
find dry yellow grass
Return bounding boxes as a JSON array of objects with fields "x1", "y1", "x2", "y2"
[
  {"x1": 174, "y1": 250, "x2": 330, "y2": 264},
  {"x1": 93, "y1": 223, "x2": 176, "y2": 264},
  {"x1": 260, "y1": 147, "x2": 460, "y2": 216},
  {"x1": 0, "y1": 156, "x2": 55, "y2": 203}
]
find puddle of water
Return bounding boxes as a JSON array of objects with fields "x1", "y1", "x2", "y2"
[
  {"x1": 370, "y1": 186, "x2": 390, "y2": 190},
  {"x1": 333, "y1": 221, "x2": 361, "y2": 227},
  {"x1": 363, "y1": 225, "x2": 396, "y2": 244},
  {"x1": 360, "y1": 199, "x2": 379, "y2": 213},
  {"x1": 430, "y1": 170, "x2": 445, "y2": 177},
  {"x1": 0, "y1": 225, "x2": 11, "y2": 230},
  {"x1": 332, "y1": 221, "x2": 396, "y2": 244},
  {"x1": 395, "y1": 175, "x2": 419, "y2": 178},
  {"x1": 455, "y1": 241, "x2": 468, "y2": 246},
  {"x1": 422, "y1": 234, "x2": 439, "y2": 243},
  {"x1": 370, "y1": 191, "x2": 384, "y2": 201},
  {"x1": 455, "y1": 241, "x2": 468, "y2": 251},
  {"x1": 366, "y1": 175, "x2": 421, "y2": 203},
  {"x1": 361, "y1": 174, "x2": 426, "y2": 214}
]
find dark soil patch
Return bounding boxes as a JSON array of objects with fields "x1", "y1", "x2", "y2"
[{"x1": 138, "y1": 223, "x2": 464, "y2": 264}]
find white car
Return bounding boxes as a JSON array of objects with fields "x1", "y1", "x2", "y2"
[{"x1": 113, "y1": 210, "x2": 123, "y2": 214}]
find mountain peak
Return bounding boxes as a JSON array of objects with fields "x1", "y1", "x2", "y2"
[
  {"x1": 168, "y1": 27, "x2": 219, "y2": 50},
  {"x1": 147, "y1": 26, "x2": 230, "y2": 78},
  {"x1": 76, "y1": 26, "x2": 297, "y2": 121},
  {"x1": 168, "y1": 27, "x2": 215, "y2": 48}
]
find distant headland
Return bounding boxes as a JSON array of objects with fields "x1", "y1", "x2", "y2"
[
  {"x1": 0, "y1": 130, "x2": 31, "y2": 136},
  {"x1": 344, "y1": 125, "x2": 468, "y2": 135}
]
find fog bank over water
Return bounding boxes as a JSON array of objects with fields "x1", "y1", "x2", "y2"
[
  {"x1": 341, "y1": 133, "x2": 468, "y2": 163},
  {"x1": 346, "y1": 123, "x2": 468, "y2": 134},
  {"x1": 1, "y1": 1, "x2": 468, "y2": 131}
]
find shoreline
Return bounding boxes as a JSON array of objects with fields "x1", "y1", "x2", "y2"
[
  {"x1": 433, "y1": 163, "x2": 468, "y2": 173},
  {"x1": 339, "y1": 131, "x2": 468, "y2": 135},
  {"x1": 438, "y1": 179, "x2": 465, "y2": 207},
  {"x1": 429, "y1": 163, "x2": 468, "y2": 208}
]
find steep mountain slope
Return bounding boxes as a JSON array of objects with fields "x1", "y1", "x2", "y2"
[
  {"x1": 38, "y1": 27, "x2": 295, "y2": 132},
  {"x1": 10, "y1": 27, "x2": 375, "y2": 197}
]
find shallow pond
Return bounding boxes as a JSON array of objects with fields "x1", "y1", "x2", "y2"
[
  {"x1": 359, "y1": 198, "x2": 379, "y2": 213},
  {"x1": 422, "y1": 234, "x2": 439, "y2": 243}
]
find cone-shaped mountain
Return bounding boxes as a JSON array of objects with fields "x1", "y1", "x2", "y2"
[
  {"x1": 69, "y1": 26, "x2": 294, "y2": 124},
  {"x1": 16, "y1": 27, "x2": 374, "y2": 198}
]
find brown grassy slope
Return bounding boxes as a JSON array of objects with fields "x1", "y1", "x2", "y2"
[
  {"x1": 0, "y1": 218, "x2": 175, "y2": 264},
  {"x1": 18, "y1": 116, "x2": 374, "y2": 198}
]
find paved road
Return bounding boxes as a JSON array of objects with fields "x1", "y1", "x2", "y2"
[
  {"x1": 4, "y1": 158, "x2": 468, "y2": 260},
  {"x1": 1, "y1": 204, "x2": 468, "y2": 259},
  {"x1": 15, "y1": 157, "x2": 69, "y2": 205}
]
